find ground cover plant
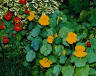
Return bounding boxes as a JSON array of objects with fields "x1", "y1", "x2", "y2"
[{"x1": 1, "y1": 0, "x2": 96, "y2": 76}]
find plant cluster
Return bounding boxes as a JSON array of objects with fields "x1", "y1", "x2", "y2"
[{"x1": 1, "y1": 0, "x2": 96, "y2": 76}]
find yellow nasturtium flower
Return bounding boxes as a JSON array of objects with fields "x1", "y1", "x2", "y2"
[
  {"x1": 39, "y1": 58, "x2": 52, "y2": 68},
  {"x1": 54, "y1": 33, "x2": 58, "y2": 38},
  {"x1": 66, "y1": 32, "x2": 77, "y2": 44},
  {"x1": 38, "y1": 14, "x2": 49, "y2": 26},
  {"x1": 74, "y1": 45, "x2": 87, "y2": 58},
  {"x1": 54, "y1": 45, "x2": 57, "y2": 49},
  {"x1": 62, "y1": 50, "x2": 66, "y2": 55},
  {"x1": 47, "y1": 36, "x2": 54, "y2": 44},
  {"x1": 28, "y1": 11, "x2": 35, "y2": 21}
]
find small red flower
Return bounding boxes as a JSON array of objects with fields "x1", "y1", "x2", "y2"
[
  {"x1": 0, "y1": 21, "x2": 5, "y2": 30},
  {"x1": 14, "y1": 23, "x2": 22, "y2": 32},
  {"x1": 2, "y1": 36, "x2": 9, "y2": 44},
  {"x1": 13, "y1": 17, "x2": 21, "y2": 23},
  {"x1": 86, "y1": 41, "x2": 91, "y2": 47},
  {"x1": 25, "y1": 7, "x2": 28, "y2": 10},
  {"x1": 24, "y1": 7, "x2": 29, "y2": 14},
  {"x1": 4, "y1": 12, "x2": 12, "y2": 21},
  {"x1": 19, "y1": 0, "x2": 26, "y2": 4},
  {"x1": 24, "y1": 10, "x2": 29, "y2": 14},
  {"x1": 0, "y1": 25, "x2": 5, "y2": 29}
]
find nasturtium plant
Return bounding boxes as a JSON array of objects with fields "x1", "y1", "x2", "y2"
[
  {"x1": 59, "y1": 26, "x2": 73, "y2": 38},
  {"x1": 60, "y1": 55, "x2": 67, "y2": 64},
  {"x1": 48, "y1": 55, "x2": 57, "y2": 63},
  {"x1": 26, "y1": 50, "x2": 36, "y2": 62},
  {"x1": 46, "y1": 69, "x2": 53, "y2": 76},
  {"x1": 29, "y1": 26, "x2": 40, "y2": 37},
  {"x1": 31, "y1": 39, "x2": 40, "y2": 51},
  {"x1": 86, "y1": 48, "x2": 96, "y2": 63},
  {"x1": 1, "y1": 0, "x2": 96, "y2": 76},
  {"x1": 54, "y1": 45, "x2": 63, "y2": 56},
  {"x1": 86, "y1": 38, "x2": 96, "y2": 63},
  {"x1": 62, "y1": 65, "x2": 74, "y2": 76},
  {"x1": 28, "y1": 22, "x2": 33, "y2": 30},
  {"x1": 49, "y1": 18, "x2": 57, "y2": 28},
  {"x1": 74, "y1": 65, "x2": 90, "y2": 76},
  {"x1": 40, "y1": 43, "x2": 52, "y2": 56},
  {"x1": 71, "y1": 55, "x2": 87, "y2": 67},
  {"x1": 53, "y1": 65, "x2": 61, "y2": 76},
  {"x1": 62, "y1": 37, "x2": 69, "y2": 46}
]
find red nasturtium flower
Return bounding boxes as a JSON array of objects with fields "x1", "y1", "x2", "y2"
[
  {"x1": 0, "y1": 21, "x2": 5, "y2": 30},
  {"x1": 19, "y1": 0, "x2": 26, "y2": 4},
  {"x1": 24, "y1": 10, "x2": 29, "y2": 14},
  {"x1": 4, "y1": 12, "x2": 12, "y2": 21},
  {"x1": 25, "y1": 7, "x2": 28, "y2": 10},
  {"x1": 86, "y1": 41, "x2": 91, "y2": 47},
  {"x1": 13, "y1": 17, "x2": 21, "y2": 23},
  {"x1": 24, "y1": 7, "x2": 29, "y2": 14},
  {"x1": 14, "y1": 23, "x2": 22, "y2": 32},
  {"x1": 2, "y1": 36, "x2": 9, "y2": 44}
]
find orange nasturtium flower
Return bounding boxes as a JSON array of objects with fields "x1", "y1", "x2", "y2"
[
  {"x1": 40, "y1": 58, "x2": 52, "y2": 68},
  {"x1": 38, "y1": 14, "x2": 49, "y2": 26},
  {"x1": 28, "y1": 11, "x2": 35, "y2": 21},
  {"x1": 74, "y1": 51, "x2": 87, "y2": 58},
  {"x1": 75, "y1": 45, "x2": 85, "y2": 52},
  {"x1": 47, "y1": 36, "x2": 54, "y2": 44},
  {"x1": 66, "y1": 32, "x2": 77, "y2": 44},
  {"x1": 29, "y1": 11, "x2": 34, "y2": 16},
  {"x1": 74, "y1": 45, "x2": 87, "y2": 58}
]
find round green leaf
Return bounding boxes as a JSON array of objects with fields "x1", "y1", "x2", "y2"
[{"x1": 26, "y1": 50, "x2": 36, "y2": 62}]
